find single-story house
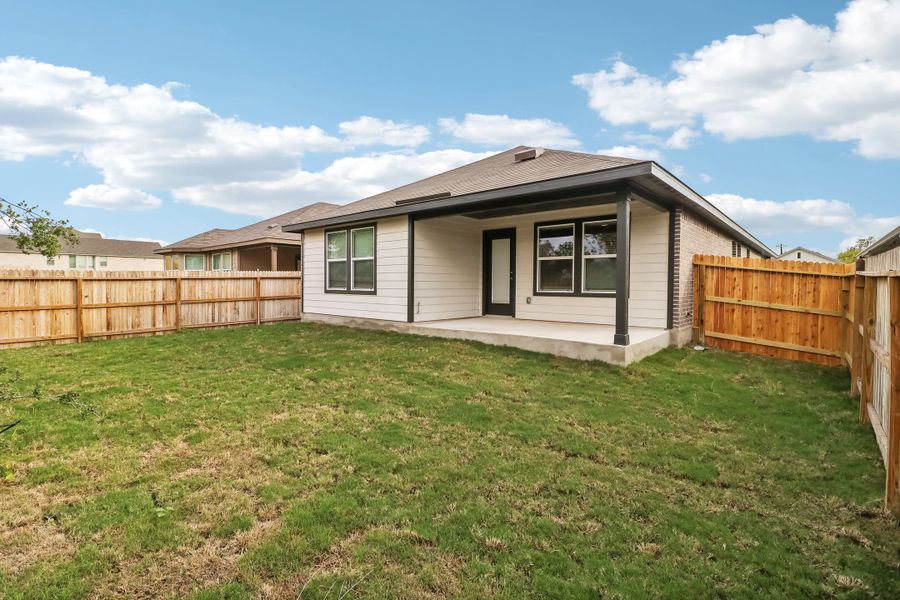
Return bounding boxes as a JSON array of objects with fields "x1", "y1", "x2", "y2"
[
  {"x1": 283, "y1": 146, "x2": 774, "y2": 364},
  {"x1": 861, "y1": 226, "x2": 900, "y2": 272},
  {"x1": 157, "y1": 202, "x2": 336, "y2": 271},
  {"x1": 0, "y1": 231, "x2": 163, "y2": 271},
  {"x1": 776, "y1": 246, "x2": 837, "y2": 263}
]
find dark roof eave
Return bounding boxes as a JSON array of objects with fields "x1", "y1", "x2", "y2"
[{"x1": 282, "y1": 160, "x2": 774, "y2": 258}]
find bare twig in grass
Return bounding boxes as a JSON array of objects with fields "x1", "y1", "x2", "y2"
[{"x1": 0, "y1": 421, "x2": 21, "y2": 435}]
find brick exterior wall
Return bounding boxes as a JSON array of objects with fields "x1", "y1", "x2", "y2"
[{"x1": 671, "y1": 208, "x2": 760, "y2": 328}]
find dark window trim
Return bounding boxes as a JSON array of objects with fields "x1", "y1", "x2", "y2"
[
  {"x1": 532, "y1": 215, "x2": 618, "y2": 297},
  {"x1": 323, "y1": 222, "x2": 377, "y2": 295}
]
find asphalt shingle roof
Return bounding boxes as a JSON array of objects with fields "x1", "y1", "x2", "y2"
[
  {"x1": 160, "y1": 202, "x2": 338, "y2": 252},
  {"x1": 0, "y1": 231, "x2": 161, "y2": 258}
]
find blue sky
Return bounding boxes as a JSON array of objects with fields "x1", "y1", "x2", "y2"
[{"x1": 1, "y1": 0, "x2": 898, "y2": 256}]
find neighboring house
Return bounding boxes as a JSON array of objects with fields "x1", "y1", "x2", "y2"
[
  {"x1": 861, "y1": 225, "x2": 900, "y2": 272},
  {"x1": 283, "y1": 146, "x2": 774, "y2": 364},
  {"x1": 156, "y1": 202, "x2": 337, "y2": 271},
  {"x1": 0, "y1": 231, "x2": 163, "y2": 270},
  {"x1": 776, "y1": 246, "x2": 837, "y2": 263}
]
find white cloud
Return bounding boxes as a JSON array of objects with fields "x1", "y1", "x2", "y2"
[
  {"x1": 65, "y1": 184, "x2": 162, "y2": 210},
  {"x1": 707, "y1": 193, "x2": 900, "y2": 250},
  {"x1": 173, "y1": 149, "x2": 494, "y2": 216},
  {"x1": 0, "y1": 57, "x2": 462, "y2": 217},
  {"x1": 338, "y1": 116, "x2": 429, "y2": 147},
  {"x1": 699, "y1": 173, "x2": 713, "y2": 184},
  {"x1": 595, "y1": 145, "x2": 663, "y2": 162},
  {"x1": 573, "y1": 0, "x2": 900, "y2": 159},
  {"x1": 665, "y1": 127, "x2": 699, "y2": 149},
  {"x1": 438, "y1": 113, "x2": 580, "y2": 148}
]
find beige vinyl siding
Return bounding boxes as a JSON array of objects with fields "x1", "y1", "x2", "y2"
[
  {"x1": 302, "y1": 215, "x2": 409, "y2": 321},
  {"x1": 0, "y1": 252, "x2": 164, "y2": 271},
  {"x1": 627, "y1": 203, "x2": 669, "y2": 327},
  {"x1": 413, "y1": 216, "x2": 481, "y2": 322}
]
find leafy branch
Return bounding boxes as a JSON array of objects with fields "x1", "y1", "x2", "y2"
[{"x1": 1, "y1": 196, "x2": 78, "y2": 259}]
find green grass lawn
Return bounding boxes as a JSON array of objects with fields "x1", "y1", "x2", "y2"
[{"x1": 0, "y1": 323, "x2": 897, "y2": 599}]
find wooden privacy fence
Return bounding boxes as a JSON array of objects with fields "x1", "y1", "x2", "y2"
[
  {"x1": 847, "y1": 268, "x2": 900, "y2": 512},
  {"x1": 692, "y1": 255, "x2": 900, "y2": 511},
  {"x1": 0, "y1": 270, "x2": 302, "y2": 349},
  {"x1": 693, "y1": 255, "x2": 855, "y2": 366}
]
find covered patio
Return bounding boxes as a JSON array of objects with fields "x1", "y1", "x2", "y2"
[
  {"x1": 408, "y1": 316, "x2": 671, "y2": 364},
  {"x1": 302, "y1": 312, "x2": 672, "y2": 365}
]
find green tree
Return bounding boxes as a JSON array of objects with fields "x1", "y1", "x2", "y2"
[
  {"x1": 1, "y1": 196, "x2": 78, "y2": 259},
  {"x1": 837, "y1": 236, "x2": 874, "y2": 264}
]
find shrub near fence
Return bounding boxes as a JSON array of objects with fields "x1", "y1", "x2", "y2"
[{"x1": 0, "y1": 270, "x2": 302, "y2": 349}]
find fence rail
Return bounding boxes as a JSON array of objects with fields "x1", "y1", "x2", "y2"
[
  {"x1": 0, "y1": 270, "x2": 302, "y2": 348},
  {"x1": 692, "y1": 255, "x2": 899, "y2": 512}
]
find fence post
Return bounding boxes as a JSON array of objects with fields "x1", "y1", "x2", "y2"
[
  {"x1": 74, "y1": 275, "x2": 84, "y2": 343},
  {"x1": 174, "y1": 275, "x2": 182, "y2": 331},
  {"x1": 841, "y1": 275, "x2": 851, "y2": 367},
  {"x1": 887, "y1": 277, "x2": 900, "y2": 512},
  {"x1": 695, "y1": 261, "x2": 707, "y2": 344},
  {"x1": 851, "y1": 273, "x2": 865, "y2": 397},
  {"x1": 861, "y1": 277, "x2": 876, "y2": 423},
  {"x1": 255, "y1": 275, "x2": 262, "y2": 325}
]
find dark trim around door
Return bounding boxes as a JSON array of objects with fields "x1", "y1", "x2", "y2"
[{"x1": 482, "y1": 228, "x2": 516, "y2": 317}]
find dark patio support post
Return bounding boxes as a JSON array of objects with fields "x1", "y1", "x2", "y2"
[
  {"x1": 407, "y1": 215, "x2": 415, "y2": 323},
  {"x1": 614, "y1": 188, "x2": 631, "y2": 346}
]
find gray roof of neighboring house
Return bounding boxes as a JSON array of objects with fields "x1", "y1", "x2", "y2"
[
  {"x1": 281, "y1": 146, "x2": 775, "y2": 258},
  {"x1": 0, "y1": 231, "x2": 161, "y2": 258},
  {"x1": 861, "y1": 225, "x2": 900, "y2": 258},
  {"x1": 158, "y1": 202, "x2": 338, "y2": 253},
  {"x1": 777, "y1": 247, "x2": 837, "y2": 262}
]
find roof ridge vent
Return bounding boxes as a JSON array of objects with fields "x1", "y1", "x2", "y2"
[{"x1": 514, "y1": 147, "x2": 545, "y2": 162}]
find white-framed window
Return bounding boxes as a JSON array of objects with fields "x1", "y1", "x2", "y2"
[
  {"x1": 326, "y1": 230, "x2": 348, "y2": 290},
  {"x1": 68, "y1": 255, "x2": 95, "y2": 269},
  {"x1": 350, "y1": 226, "x2": 375, "y2": 291},
  {"x1": 326, "y1": 225, "x2": 376, "y2": 293},
  {"x1": 47, "y1": 257, "x2": 55, "y2": 266},
  {"x1": 211, "y1": 252, "x2": 232, "y2": 271},
  {"x1": 536, "y1": 223, "x2": 575, "y2": 293},
  {"x1": 98, "y1": 257, "x2": 108, "y2": 268},
  {"x1": 184, "y1": 254, "x2": 205, "y2": 271},
  {"x1": 582, "y1": 220, "x2": 617, "y2": 293}
]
